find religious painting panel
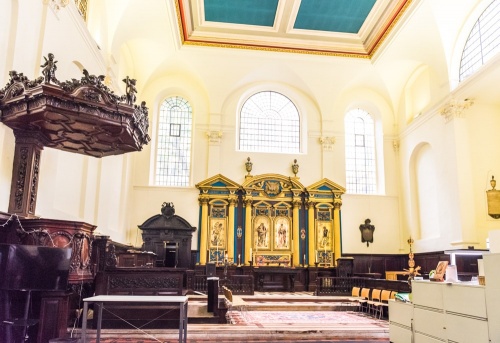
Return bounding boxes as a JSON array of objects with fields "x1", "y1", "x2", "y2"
[
  {"x1": 273, "y1": 216, "x2": 290, "y2": 250},
  {"x1": 253, "y1": 215, "x2": 271, "y2": 250},
  {"x1": 208, "y1": 217, "x2": 226, "y2": 250},
  {"x1": 255, "y1": 253, "x2": 291, "y2": 267},
  {"x1": 208, "y1": 249, "x2": 225, "y2": 265},
  {"x1": 316, "y1": 221, "x2": 333, "y2": 251},
  {"x1": 316, "y1": 250, "x2": 333, "y2": 267}
]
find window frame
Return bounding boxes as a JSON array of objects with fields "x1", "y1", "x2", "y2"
[
  {"x1": 459, "y1": 0, "x2": 500, "y2": 82},
  {"x1": 154, "y1": 95, "x2": 193, "y2": 187},
  {"x1": 344, "y1": 108, "x2": 377, "y2": 195},
  {"x1": 238, "y1": 90, "x2": 301, "y2": 154}
]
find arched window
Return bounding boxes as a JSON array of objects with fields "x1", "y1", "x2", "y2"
[
  {"x1": 239, "y1": 91, "x2": 300, "y2": 153},
  {"x1": 459, "y1": 0, "x2": 500, "y2": 81},
  {"x1": 344, "y1": 109, "x2": 376, "y2": 194},
  {"x1": 155, "y1": 96, "x2": 192, "y2": 187}
]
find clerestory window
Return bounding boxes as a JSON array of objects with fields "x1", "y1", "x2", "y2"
[
  {"x1": 155, "y1": 96, "x2": 192, "y2": 187},
  {"x1": 345, "y1": 108, "x2": 376, "y2": 194},
  {"x1": 459, "y1": 0, "x2": 500, "y2": 81},
  {"x1": 239, "y1": 91, "x2": 300, "y2": 153}
]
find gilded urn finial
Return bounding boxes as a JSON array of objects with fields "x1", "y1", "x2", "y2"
[
  {"x1": 292, "y1": 159, "x2": 299, "y2": 177},
  {"x1": 491, "y1": 175, "x2": 496, "y2": 190},
  {"x1": 245, "y1": 157, "x2": 253, "y2": 176}
]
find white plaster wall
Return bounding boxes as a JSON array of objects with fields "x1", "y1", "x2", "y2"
[
  {"x1": 36, "y1": 149, "x2": 85, "y2": 220},
  {"x1": 1, "y1": 0, "x2": 498, "y2": 258},
  {"x1": 341, "y1": 194, "x2": 401, "y2": 254},
  {"x1": 399, "y1": 112, "x2": 459, "y2": 252},
  {"x1": 0, "y1": 128, "x2": 14, "y2": 211},
  {"x1": 467, "y1": 103, "x2": 500, "y2": 248},
  {"x1": 0, "y1": 0, "x2": 21, "y2": 211}
]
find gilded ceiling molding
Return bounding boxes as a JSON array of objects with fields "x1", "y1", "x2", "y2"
[
  {"x1": 440, "y1": 98, "x2": 474, "y2": 123},
  {"x1": 369, "y1": 0, "x2": 413, "y2": 58},
  {"x1": 319, "y1": 136, "x2": 336, "y2": 151},
  {"x1": 176, "y1": 0, "x2": 412, "y2": 59},
  {"x1": 182, "y1": 40, "x2": 371, "y2": 59},
  {"x1": 206, "y1": 131, "x2": 222, "y2": 144}
]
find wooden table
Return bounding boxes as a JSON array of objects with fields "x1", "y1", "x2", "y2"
[
  {"x1": 81, "y1": 295, "x2": 188, "y2": 343},
  {"x1": 385, "y1": 271, "x2": 407, "y2": 280},
  {"x1": 253, "y1": 267, "x2": 298, "y2": 292}
]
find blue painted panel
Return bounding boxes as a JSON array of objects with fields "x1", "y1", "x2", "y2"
[
  {"x1": 211, "y1": 181, "x2": 227, "y2": 187},
  {"x1": 294, "y1": 0, "x2": 376, "y2": 33},
  {"x1": 205, "y1": 0, "x2": 278, "y2": 27}
]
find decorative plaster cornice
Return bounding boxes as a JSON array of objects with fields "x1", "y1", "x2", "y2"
[
  {"x1": 440, "y1": 98, "x2": 474, "y2": 123},
  {"x1": 206, "y1": 131, "x2": 223, "y2": 144},
  {"x1": 393, "y1": 139, "x2": 400, "y2": 153},
  {"x1": 319, "y1": 136, "x2": 336, "y2": 151},
  {"x1": 43, "y1": 0, "x2": 69, "y2": 12}
]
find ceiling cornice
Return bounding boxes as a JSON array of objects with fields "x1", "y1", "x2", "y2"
[{"x1": 175, "y1": 0, "x2": 414, "y2": 59}]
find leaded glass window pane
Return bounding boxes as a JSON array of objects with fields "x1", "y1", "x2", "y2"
[
  {"x1": 239, "y1": 91, "x2": 300, "y2": 153},
  {"x1": 459, "y1": 0, "x2": 500, "y2": 81},
  {"x1": 345, "y1": 109, "x2": 376, "y2": 194},
  {"x1": 155, "y1": 96, "x2": 192, "y2": 187}
]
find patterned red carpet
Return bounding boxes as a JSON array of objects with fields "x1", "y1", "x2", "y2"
[
  {"x1": 79, "y1": 313, "x2": 388, "y2": 342},
  {"x1": 227, "y1": 311, "x2": 384, "y2": 326},
  {"x1": 84, "y1": 339, "x2": 388, "y2": 343}
]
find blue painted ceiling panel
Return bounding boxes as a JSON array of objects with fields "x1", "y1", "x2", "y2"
[
  {"x1": 204, "y1": 0, "x2": 279, "y2": 27},
  {"x1": 294, "y1": 0, "x2": 376, "y2": 33}
]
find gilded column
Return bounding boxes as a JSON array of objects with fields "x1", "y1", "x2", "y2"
[
  {"x1": 333, "y1": 200, "x2": 342, "y2": 264},
  {"x1": 244, "y1": 198, "x2": 253, "y2": 265},
  {"x1": 307, "y1": 201, "x2": 316, "y2": 266},
  {"x1": 199, "y1": 197, "x2": 209, "y2": 265},
  {"x1": 292, "y1": 199, "x2": 301, "y2": 267},
  {"x1": 227, "y1": 195, "x2": 236, "y2": 262}
]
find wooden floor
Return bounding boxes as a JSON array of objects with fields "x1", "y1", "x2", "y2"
[{"x1": 71, "y1": 292, "x2": 390, "y2": 343}]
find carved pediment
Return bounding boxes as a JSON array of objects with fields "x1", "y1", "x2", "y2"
[
  {"x1": 195, "y1": 174, "x2": 240, "y2": 195},
  {"x1": 138, "y1": 203, "x2": 196, "y2": 232},
  {"x1": 242, "y1": 174, "x2": 305, "y2": 194},
  {"x1": 307, "y1": 178, "x2": 345, "y2": 193}
]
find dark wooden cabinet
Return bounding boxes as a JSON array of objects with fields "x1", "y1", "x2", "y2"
[
  {"x1": 116, "y1": 252, "x2": 156, "y2": 267},
  {"x1": 138, "y1": 203, "x2": 196, "y2": 268},
  {"x1": 253, "y1": 267, "x2": 299, "y2": 292}
]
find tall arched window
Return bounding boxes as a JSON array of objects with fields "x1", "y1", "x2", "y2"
[
  {"x1": 344, "y1": 109, "x2": 376, "y2": 194},
  {"x1": 459, "y1": 0, "x2": 500, "y2": 81},
  {"x1": 239, "y1": 91, "x2": 300, "y2": 153},
  {"x1": 155, "y1": 96, "x2": 192, "y2": 187}
]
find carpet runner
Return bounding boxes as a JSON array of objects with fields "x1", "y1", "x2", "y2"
[{"x1": 227, "y1": 310, "x2": 386, "y2": 327}]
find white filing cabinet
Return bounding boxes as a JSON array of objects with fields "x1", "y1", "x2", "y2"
[
  {"x1": 389, "y1": 300, "x2": 412, "y2": 343},
  {"x1": 389, "y1": 254, "x2": 500, "y2": 343}
]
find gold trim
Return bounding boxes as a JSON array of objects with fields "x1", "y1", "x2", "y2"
[
  {"x1": 175, "y1": 0, "x2": 414, "y2": 59},
  {"x1": 369, "y1": 0, "x2": 414, "y2": 58}
]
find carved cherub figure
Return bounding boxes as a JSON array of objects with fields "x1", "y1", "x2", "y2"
[
  {"x1": 41, "y1": 53, "x2": 58, "y2": 84},
  {"x1": 123, "y1": 76, "x2": 137, "y2": 105}
]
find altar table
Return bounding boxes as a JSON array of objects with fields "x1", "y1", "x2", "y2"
[{"x1": 80, "y1": 295, "x2": 188, "y2": 343}]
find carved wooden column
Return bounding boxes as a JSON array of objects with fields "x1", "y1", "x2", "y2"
[
  {"x1": 91, "y1": 235, "x2": 111, "y2": 274},
  {"x1": 244, "y1": 198, "x2": 253, "y2": 265},
  {"x1": 307, "y1": 201, "x2": 316, "y2": 266},
  {"x1": 199, "y1": 197, "x2": 209, "y2": 265},
  {"x1": 8, "y1": 131, "x2": 46, "y2": 218},
  {"x1": 333, "y1": 200, "x2": 342, "y2": 263}
]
